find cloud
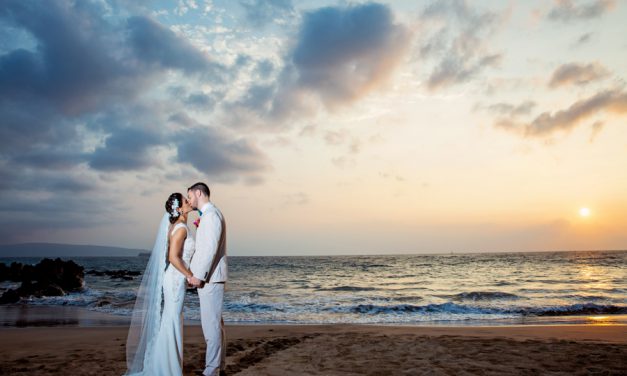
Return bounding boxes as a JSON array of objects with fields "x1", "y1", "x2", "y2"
[
  {"x1": 291, "y1": 3, "x2": 411, "y2": 106},
  {"x1": 485, "y1": 101, "x2": 536, "y2": 117},
  {"x1": 0, "y1": 100, "x2": 76, "y2": 156},
  {"x1": 299, "y1": 124, "x2": 317, "y2": 137},
  {"x1": 331, "y1": 156, "x2": 356, "y2": 169},
  {"x1": 0, "y1": 0, "x2": 249, "y2": 175},
  {"x1": 239, "y1": 0, "x2": 295, "y2": 28},
  {"x1": 228, "y1": 2, "x2": 412, "y2": 125},
  {"x1": 548, "y1": 62, "x2": 609, "y2": 88},
  {"x1": 324, "y1": 130, "x2": 348, "y2": 146},
  {"x1": 89, "y1": 126, "x2": 163, "y2": 171},
  {"x1": 574, "y1": 32, "x2": 593, "y2": 46},
  {"x1": 12, "y1": 149, "x2": 87, "y2": 171},
  {"x1": 419, "y1": 0, "x2": 502, "y2": 90},
  {"x1": 323, "y1": 130, "x2": 361, "y2": 156},
  {"x1": 164, "y1": 111, "x2": 270, "y2": 181},
  {"x1": 0, "y1": 0, "x2": 141, "y2": 115},
  {"x1": 0, "y1": 156, "x2": 118, "y2": 244},
  {"x1": 0, "y1": 162, "x2": 95, "y2": 195},
  {"x1": 126, "y1": 16, "x2": 211, "y2": 73},
  {"x1": 0, "y1": 189, "x2": 119, "y2": 244},
  {"x1": 281, "y1": 192, "x2": 309, "y2": 207},
  {"x1": 175, "y1": 125, "x2": 269, "y2": 182},
  {"x1": 589, "y1": 120, "x2": 604, "y2": 142},
  {"x1": 494, "y1": 89, "x2": 627, "y2": 137},
  {"x1": 185, "y1": 91, "x2": 218, "y2": 110},
  {"x1": 427, "y1": 54, "x2": 501, "y2": 90},
  {"x1": 232, "y1": 84, "x2": 276, "y2": 113},
  {"x1": 547, "y1": 0, "x2": 616, "y2": 22},
  {"x1": 349, "y1": 139, "x2": 361, "y2": 154},
  {"x1": 255, "y1": 59, "x2": 275, "y2": 79},
  {"x1": 0, "y1": 0, "x2": 270, "y2": 243}
]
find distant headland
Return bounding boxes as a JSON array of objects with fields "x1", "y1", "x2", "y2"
[{"x1": 0, "y1": 243, "x2": 147, "y2": 258}]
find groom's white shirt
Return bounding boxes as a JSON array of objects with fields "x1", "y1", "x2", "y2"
[{"x1": 190, "y1": 202, "x2": 227, "y2": 283}]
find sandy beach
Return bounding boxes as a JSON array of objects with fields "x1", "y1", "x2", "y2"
[{"x1": 1, "y1": 322, "x2": 626, "y2": 375}]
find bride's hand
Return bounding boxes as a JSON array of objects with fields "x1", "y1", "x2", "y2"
[{"x1": 187, "y1": 275, "x2": 203, "y2": 287}]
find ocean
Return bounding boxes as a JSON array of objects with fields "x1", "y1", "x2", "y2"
[{"x1": 1, "y1": 251, "x2": 626, "y2": 326}]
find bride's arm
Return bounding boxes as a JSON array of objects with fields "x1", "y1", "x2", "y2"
[{"x1": 168, "y1": 228, "x2": 193, "y2": 278}]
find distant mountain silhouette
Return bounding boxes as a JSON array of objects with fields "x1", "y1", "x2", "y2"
[{"x1": 0, "y1": 243, "x2": 147, "y2": 257}]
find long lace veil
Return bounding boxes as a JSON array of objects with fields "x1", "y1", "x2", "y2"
[{"x1": 125, "y1": 213, "x2": 169, "y2": 375}]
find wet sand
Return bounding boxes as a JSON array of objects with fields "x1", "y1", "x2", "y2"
[{"x1": 1, "y1": 323, "x2": 626, "y2": 375}]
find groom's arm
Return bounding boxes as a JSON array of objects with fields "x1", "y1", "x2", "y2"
[{"x1": 191, "y1": 211, "x2": 222, "y2": 282}]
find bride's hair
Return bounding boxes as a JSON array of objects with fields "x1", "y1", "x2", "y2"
[{"x1": 165, "y1": 193, "x2": 183, "y2": 224}]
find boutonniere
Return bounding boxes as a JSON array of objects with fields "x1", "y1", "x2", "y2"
[{"x1": 193, "y1": 210, "x2": 202, "y2": 227}]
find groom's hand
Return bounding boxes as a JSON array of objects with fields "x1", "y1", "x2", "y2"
[{"x1": 187, "y1": 276, "x2": 203, "y2": 287}]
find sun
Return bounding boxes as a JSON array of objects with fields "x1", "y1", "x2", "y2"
[{"x1": 579, "y1": 207, "x2": 591, "y2": 217}]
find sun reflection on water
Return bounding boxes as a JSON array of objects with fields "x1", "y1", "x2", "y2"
[{"x1": 586, "y1": 315, "x2": 614, "y2": 325}]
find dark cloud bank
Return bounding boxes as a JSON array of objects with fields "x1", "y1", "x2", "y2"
[{"x1": 0, "y1": 0, "x2": 267, "y2": 242}]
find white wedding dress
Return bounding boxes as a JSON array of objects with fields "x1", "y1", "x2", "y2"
[{"x1": 126, "y1": 221, "x2": 195, "y2": 376}]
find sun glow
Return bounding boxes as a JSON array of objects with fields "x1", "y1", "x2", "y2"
[
  {"x1": 579, "y1": 207, "x2": 591, "y2": 217},
  {"x1": 586, "y1": 316, "x2": 616, "y2": 326}
]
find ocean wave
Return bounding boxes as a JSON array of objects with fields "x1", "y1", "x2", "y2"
[
  {"x1": 523, "y1": 279, "x2": 600, "y2": 284},
  {"x1": 333, "y1": 302, "x2": 627, "y2": 317},
  {"x1": 90, "y1": 306, "x2": 133, "y2": 316},
  {"x1": 15, "y1": 287, "x2": 138, "y2": 310},
  {"x1": 0, "y1": 281, "x2": 20, "y2": 291},
  {"x1": 25, "y1": 288, "x2": 102, "y2": 307},
  {"x1": 451, "y1": 291, "x2": 521, "y2": 301},
  {"x1": 393, "y1": 296, "x2": 424, "y2": 302},
  {"x1": 559, "y1": 294, "x2": 614, "y2": 301},
  {"x1": 527, "y1": 303, "x2": 627, "y2": 316},
  {"x1": 316, "y1": 286, "x2": 377, "y2": 292},
  {"x1": 494, "y1": 281, "x2": 516, "y2": 286},
  {"x1": 225, "y1": 302, "x2": 285, "y2": 313},
  {"x1": 341, "y1": 302, "x2": 496, "y2": 315}
]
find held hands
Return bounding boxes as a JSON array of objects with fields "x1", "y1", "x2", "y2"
[{"x1": 186, "y1": 275, "x2": 204, "y2": 288}]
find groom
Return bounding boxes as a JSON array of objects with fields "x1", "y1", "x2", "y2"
[{"x1": 186, "y1": 182, "x2": 227, "y2": 376}]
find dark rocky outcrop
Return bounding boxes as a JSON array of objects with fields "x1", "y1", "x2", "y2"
[{"x1": 0, "y1": 258, "x2": 84, "y2": 304}]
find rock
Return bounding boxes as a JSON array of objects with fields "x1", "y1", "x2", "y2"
[
  {"x1": 0, "y1": 262, "x2": 35, "y2": 282},
  {"x1": 0, "y1": 289, "x2": 20, "y2": 304},
  {"x1": 39, "y1": 283, "x2": 65, "y2": 297},
  {"x1": 0, "y1": 258, "x2": 84, "y2": 304},
  {"x1": 33, "y1": 258, "x2": 84, "y2": 291}
]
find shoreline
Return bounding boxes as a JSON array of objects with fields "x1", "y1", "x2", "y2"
[{"x1": 3, "y1": 304, "x2": 627, "y2": 328}]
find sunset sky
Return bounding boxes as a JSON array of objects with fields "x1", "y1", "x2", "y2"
[{"x1": 1, "y1": 0, "x2": 626, "y2": 255}]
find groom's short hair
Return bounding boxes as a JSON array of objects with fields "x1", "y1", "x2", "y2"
[{"x1": 188, "y1": 182, "x2": 210, "y2": 198}]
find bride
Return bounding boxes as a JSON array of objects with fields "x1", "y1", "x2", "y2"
[{"x1": 125, "y1": 193, "x2": 196, "y2": 375}]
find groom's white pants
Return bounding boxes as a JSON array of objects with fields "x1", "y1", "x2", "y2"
[{"x1": 198, "y1": 282, "x2": 226, "y2": 376}]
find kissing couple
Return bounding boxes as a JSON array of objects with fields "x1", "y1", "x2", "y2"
[{"x1": 124, "y1": 182, "x2": 228, "y2": 376}]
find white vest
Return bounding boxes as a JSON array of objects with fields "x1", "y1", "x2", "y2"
[{"x1": 190, "y1": 202, "x2": 227, "y2": 283}]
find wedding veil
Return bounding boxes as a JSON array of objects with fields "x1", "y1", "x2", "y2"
[{"x1": 125, "y1": 213, "x2": 169, "y2": 375}]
